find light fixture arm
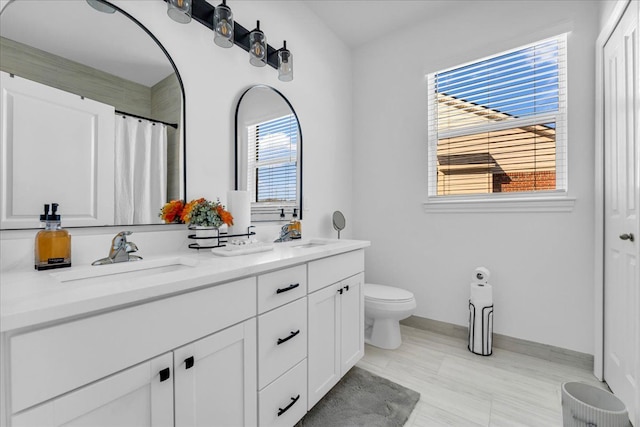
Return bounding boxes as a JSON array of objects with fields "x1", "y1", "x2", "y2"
[{"x1": 167, "y1": 0, "x2": 280, "y2": 69}]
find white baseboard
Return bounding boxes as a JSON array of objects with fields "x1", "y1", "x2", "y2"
[{"x1": 400, "y1": 315, "x2": 593, "y2": 372}]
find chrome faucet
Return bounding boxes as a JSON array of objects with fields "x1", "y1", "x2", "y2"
[
  {"x1": 274, "y1": 224, "x2": 301, "y2": 243},
  {"x1": 92, "y1": 231, "x2": 143, "y2": 265}
]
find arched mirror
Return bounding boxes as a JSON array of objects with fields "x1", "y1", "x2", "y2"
[
  {"x1": 0, "y1": 0, "x2": 185, "y2": 229},
  {"x1": 235, "y1": 85, "x2": 302, "y2": 222}
]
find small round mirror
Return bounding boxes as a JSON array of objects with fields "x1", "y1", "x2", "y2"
[{"x1": 332, "y1": 211, "x2": 346, "y2": 239}]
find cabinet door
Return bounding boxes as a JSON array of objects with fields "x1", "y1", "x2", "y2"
[
  {"x1": 11, "y1": 353, "x2": 173, "y2": 427},
  {"x1": 174, "y1": 318, "x2": 257, "y2": 427},
  {"x1": 307, "y1": 283, "x2": 341, "y2": 410},
  {"x1": 340, "y1": 273, "x2": 364, "y2": 375}
]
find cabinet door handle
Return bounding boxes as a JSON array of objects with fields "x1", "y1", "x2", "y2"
[
  {"x1": 159, "y1": 367, "x2": 171, "y2": 382},
  {"x1": 185, "y1": 356, "x2": 194, "y2": 370},
  {"x1": 338, "y1": 288, "x2": 343, "y2": 295},
  {"x1": 344, "y1": 285, "x2": 349, "y2": 292},
  {"x1": 276, "y1": 283, "x2": 300, "y2": 294},
  {"x1": 277, "y1": 394, "x2": 300, "y2": 417},
  {"x1": 277, "y1": 329, "x2": 300, "y2": 345},
  {"x1": 620, "y1": 233, "x2": 635, "y2": 242}
]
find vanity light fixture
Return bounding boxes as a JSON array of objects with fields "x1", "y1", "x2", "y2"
[
  {"x1": 249, "y1": 21, "x2": 267, "y2": 67},
  {"x1": 162, "y1": 0, "x2": 293, "y2": 80},
  {"x1": 213, "y1": 0, "x2": 234, "y2": 48},
  {"x1": 167, "y1": 0, "x2": 191, "y2": 24},
  {"x1": 86, "y1": 0, "x2": 116, "y2": 14},
  {"x1": 277, "y1": 41, "x2": 293, "y2": 82}
]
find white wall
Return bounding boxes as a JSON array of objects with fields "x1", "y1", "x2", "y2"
[
  {"x1": 352, "y1": 1, "x2": 599, "y2": 354},
  {"x1": 0, "y1": 0, "x2": 353, "y2": 270},
  {"x1": 599, "y1": 0, "x2": 626, "y2": 28}
]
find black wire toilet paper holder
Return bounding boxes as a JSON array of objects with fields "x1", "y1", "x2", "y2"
[{"x1": 468, "y1": 300, "x2": 493, "y2": 356}]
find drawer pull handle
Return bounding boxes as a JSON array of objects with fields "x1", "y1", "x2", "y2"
[
  {"x1": 277, "y1": 329, "x2": 300, "y2": 345},
  {"x1": 276, "y1": 283, "x2": 300, "y2": 294},
  {"x1": 185, "y1": 356, "x2": 194, "y2": 370},
  {"x1": 277, "y1": 394, "x2": 300, "y2": 417},
  {"x1": 159, "y1": 367, "x2": 171, "y2": 382}
]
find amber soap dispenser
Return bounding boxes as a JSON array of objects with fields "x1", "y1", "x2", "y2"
[{"x1": 35, "y1": 203, "x2": 71, "y2": 270}]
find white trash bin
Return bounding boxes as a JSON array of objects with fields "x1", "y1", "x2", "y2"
[{"x1": 561, "y1": 382, "x2": 631, "y2": 427}]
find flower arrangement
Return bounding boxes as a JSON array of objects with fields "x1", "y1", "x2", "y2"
[
  {"x1": 159, "y1": 198, "x2": 233, "y2": 228},
  {"x1": 159, "y1": 199, "x2": 184, "y2": 224}
]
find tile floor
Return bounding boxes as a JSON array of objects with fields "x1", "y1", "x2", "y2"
[{"x1": 356, "y1": 325, "x2": 606, "y2": 427}]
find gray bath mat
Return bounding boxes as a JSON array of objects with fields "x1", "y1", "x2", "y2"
[{"x1": 296, "y1": 366, "x2": 420, "y2": 427}]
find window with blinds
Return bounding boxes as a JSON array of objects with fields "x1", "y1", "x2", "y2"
[
  {"x1": 247, "y1": 114, "x2": 299, "y2": 215},
  {"x1": 427, "y1": 34, "x2": 567, "y2": 198}
]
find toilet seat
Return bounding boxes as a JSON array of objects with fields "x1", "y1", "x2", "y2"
[{"x1": 364, "y1": 283, "x2": 414, "y2": 303}]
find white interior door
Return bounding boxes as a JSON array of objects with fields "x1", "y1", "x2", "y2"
[{"x1": 603, "y1": 1, "x2": 639, "y2": 425}]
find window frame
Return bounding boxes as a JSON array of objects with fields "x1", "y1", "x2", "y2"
[
  {"x1": 235, "y1": 85, "x2": 303, "y2": 222},
  {"x1": 424, "y1": 34, "x2": 574, "y2": 213}
]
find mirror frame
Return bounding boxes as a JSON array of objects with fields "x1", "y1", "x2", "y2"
[
  {"x1": 0, "y1": 0, "x2": 187, "y2": 229},
  {"x1": 234, "y1": 85, "x2": 303, "y2": 221}
]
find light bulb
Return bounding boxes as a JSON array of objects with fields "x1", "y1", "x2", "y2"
[
  {"x1": 217, "y1": 20, "x2": 232, "y2": 37},
  {"x1": 251, "y1": 43, "x2": 265, "y2": 59}
]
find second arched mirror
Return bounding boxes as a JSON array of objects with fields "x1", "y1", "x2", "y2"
[{"x1": 235, "y1": 85, "x2": 302, "y2": 222}]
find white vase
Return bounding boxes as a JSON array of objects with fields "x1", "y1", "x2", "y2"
[{"x1": 193, "y1": 226, "x2": 219, "y2": 239}]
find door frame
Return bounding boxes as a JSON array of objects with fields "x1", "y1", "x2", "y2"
[{"x1": 594, "y1": 0, "x2": 632, "y2": 382}]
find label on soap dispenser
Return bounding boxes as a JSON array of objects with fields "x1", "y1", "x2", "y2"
[{"x1": 48, "y1": 257, "x2": 65, "y2": 264}]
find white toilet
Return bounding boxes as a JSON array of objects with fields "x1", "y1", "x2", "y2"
[{"x1": 364, "y1": 283, "x2": 416, "y2": 350}]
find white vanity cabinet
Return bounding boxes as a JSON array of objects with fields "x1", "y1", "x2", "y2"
[
  {"x1": 6, "y1": 277, "x2": 257, "y2": 426},
  {"x1": 0, "y1": 243, "x2": 369, "y2": 427},
  {"x1": 257, "y1": 265, "x2": 308, "y2": 427},
  {"x1": 307, "y1": 252, "x2": 365, "y2": 410}
]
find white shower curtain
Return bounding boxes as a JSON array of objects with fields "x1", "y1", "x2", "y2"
[{"x1": 115, "y1": 115, "x2": 167, "y2": 224}]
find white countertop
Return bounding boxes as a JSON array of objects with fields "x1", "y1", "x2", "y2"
[{"x1": 0, "y1": 238, "x2": 369, "y2": 333}]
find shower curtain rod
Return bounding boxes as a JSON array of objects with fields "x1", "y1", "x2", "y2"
[{"x1": 116, "y1": 110, "x2": 179, "y2": 129}]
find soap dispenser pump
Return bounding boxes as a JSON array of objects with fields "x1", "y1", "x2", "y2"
[
  {"x1": 289, "y1": 208, "x2": 301, "y2": 239},
  {"x1": 35, "y1": 203, "x2": 71, "y2": 270}
]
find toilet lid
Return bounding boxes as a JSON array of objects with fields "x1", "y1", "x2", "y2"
[{"x1": 364, "y1": 283, "x2": 414, "y2": 302}]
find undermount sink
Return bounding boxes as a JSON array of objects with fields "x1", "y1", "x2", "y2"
[{"x1": 50, "y1": 257, "x2": 198, "y2": 285}]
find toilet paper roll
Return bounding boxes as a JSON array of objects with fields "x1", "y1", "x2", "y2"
[
  {"x1": 470, "y1": 282, "x2": 493, "y2": 305},
  {"x1": 227, "y1": 191, "x2": 251, "y2": 237},
  {"x1": 473, "y1": 267, "x2": 491, "y2": 283}
]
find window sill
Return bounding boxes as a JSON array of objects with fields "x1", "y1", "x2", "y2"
[{"x1": 422, "y1": 195, "x2": 576, "y2": 213}]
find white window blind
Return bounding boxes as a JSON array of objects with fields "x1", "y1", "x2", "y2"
[
  {"x1": 427, "y1": 34, "x2": 567, "y2": 198},
  {"x1": 247, "y1": 114, "x2": 299, "y2": 217}
]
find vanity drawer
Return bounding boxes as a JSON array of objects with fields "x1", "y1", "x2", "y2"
[
  {"x1": 259, "y1": 359, "x2": 307, "y2": 427},
  {"x1": 258, "y1": 264, "x2": 307, "y2": 314},
  {"x1": 258, "y1": 297, "x2": 307, "y2": 389},
  {"x1": 10, "y1": 277, "x2": 257, "y2": 413},
  {"x1": 308, "y1": 249, "x2": 364, "y2": 293}
]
